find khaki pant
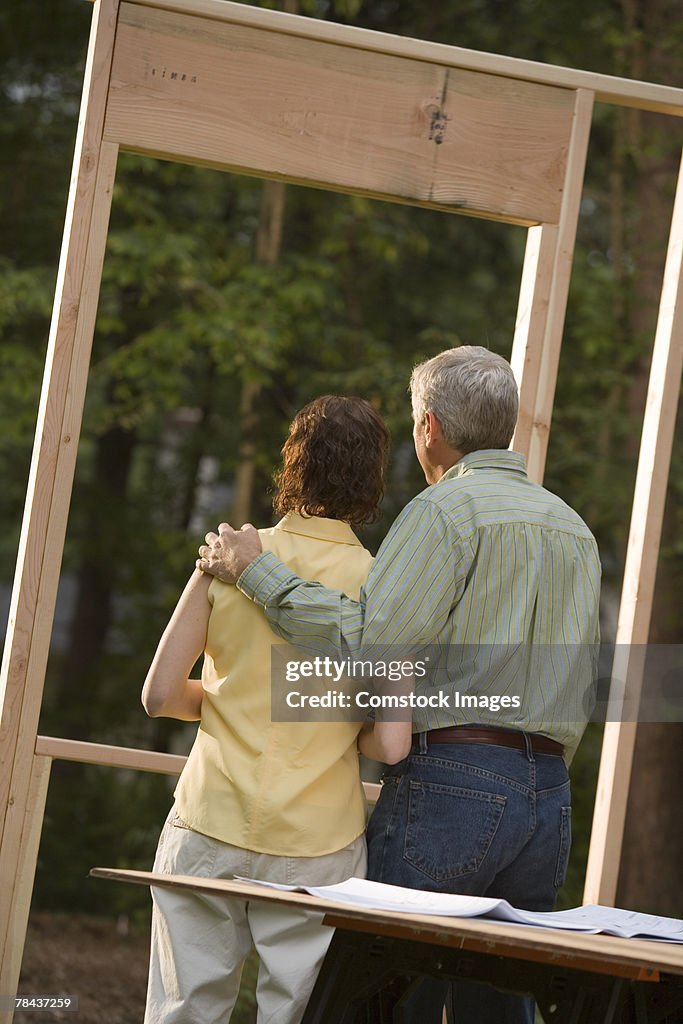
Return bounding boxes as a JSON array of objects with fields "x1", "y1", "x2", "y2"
[{"x1": 144, "y1": 807, "x2": 367, "y2": 1024}]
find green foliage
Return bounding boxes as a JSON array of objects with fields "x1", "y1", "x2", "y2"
[
  {"x1": 0, "y1": 261, "x2": 54, "y2": 571},
  {"x1": 36, "y1": 766, "x2": 175, "y2": 918}
]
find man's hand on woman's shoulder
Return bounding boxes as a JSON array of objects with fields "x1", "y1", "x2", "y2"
[{"x1": 196, "y1": 522, "x2": 262, "y2": 584}]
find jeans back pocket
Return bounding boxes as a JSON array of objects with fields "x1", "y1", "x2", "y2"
[{"x1": 404, "y1": 781, "x2": 506, "y2": 883}]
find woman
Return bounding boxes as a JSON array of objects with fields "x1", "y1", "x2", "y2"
[{"x1": 142, "y1": 395, "x2": 410, "y2": 1024}]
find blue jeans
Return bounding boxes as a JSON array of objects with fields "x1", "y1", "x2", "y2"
[{"x1": 366, "y1": 735, "x2": 572, "y2": 1024}]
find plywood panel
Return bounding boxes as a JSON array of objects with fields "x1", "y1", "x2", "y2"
[
  {"x1": 90, "y1": 868, "x2": 683, "y2": 976},
  {"x1": 104, "y1": 3, "x2": 576, "y2": 225}
]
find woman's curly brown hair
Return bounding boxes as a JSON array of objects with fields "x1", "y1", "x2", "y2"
[{"x1": 273, "y1": 396, "x2": 390, "y2": 526}]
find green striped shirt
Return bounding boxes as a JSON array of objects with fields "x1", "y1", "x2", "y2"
[{"x1": 239, "y1": 450, "x2": 601, "y2": 762}]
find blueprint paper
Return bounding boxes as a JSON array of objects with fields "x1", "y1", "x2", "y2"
[{"x1": 235, "y1": 876, "x2": 683, "y2": 943}]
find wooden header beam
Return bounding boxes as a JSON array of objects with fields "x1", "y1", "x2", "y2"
[
  {"x1": 105, "y1": 2, "x2": 577, "y2": 226},
  {"x1": 99, "y1": 0, "x2": 683, "y2": 117}
]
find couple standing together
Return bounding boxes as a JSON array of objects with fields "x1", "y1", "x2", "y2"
[{"x1": 142, "y1": 346, "x2": 601, "y2": 1024}]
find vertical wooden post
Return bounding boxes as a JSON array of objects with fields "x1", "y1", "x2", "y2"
[
  {"x1": 510, "y1": 89, "x2": 594, "y2": 482},
  {"x1": 0, "y1": 0, "x2": 120, "y2": 976},
  {"x1": 584, "y1": 148, "x2": 683, "y2": 907},
  {"x1": 510, "y1": 222, "x2": 559, "y2": 459},
  {"x1": 0, "y1": 756, "x2": 52, "y2": 1024}
]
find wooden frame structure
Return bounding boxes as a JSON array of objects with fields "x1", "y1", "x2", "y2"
[{"x1": 1, "y1": 0, "x2": 682, "y2": 1014}]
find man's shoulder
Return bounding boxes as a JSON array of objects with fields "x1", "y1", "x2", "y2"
[
  {"x1": 401, "y1": 483, "x2": 460, "y2": 519},
  {"x1": 409, "y1": 472, "x2": 597, "y2": 544},
  {"x1": 400, "y1": 479, "x2": 485, "y2": 536},
  {"x1": 406, "y1": 473, "x2": 506, "y2": 516},
  {"x1": 529, "y1": 480, "x2": 597, "y2": 538}
]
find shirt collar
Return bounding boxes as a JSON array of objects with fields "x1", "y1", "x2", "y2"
[
  {"x1": 441, "y1": 449, "x2": 528, "y2": 482},
  {"x1": 274, "y1": 511, "x2": 362, "y2": 546}
]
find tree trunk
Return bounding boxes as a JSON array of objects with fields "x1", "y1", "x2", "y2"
[
  {"x1": 230, "y1": 178, "x2": 288, "y2": 525},
  {"x1": 54, "y1": 424, "x2": 136, "y2": 737},
  {"x1": 230, "y1": 0, "x2": 296, "y2": 525}
]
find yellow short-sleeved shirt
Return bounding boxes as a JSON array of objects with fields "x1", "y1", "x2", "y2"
[{"x1": 173, "y1": 512, "x2": 373, "y2": 856}]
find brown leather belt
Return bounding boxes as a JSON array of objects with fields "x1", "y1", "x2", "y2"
[{"x1": 412, "y1": 725, "x2": 564, "y2": 757}]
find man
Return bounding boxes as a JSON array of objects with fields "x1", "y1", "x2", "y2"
[{"x1": 197, "y1": 346, "x2": 601, "y2": 1024}]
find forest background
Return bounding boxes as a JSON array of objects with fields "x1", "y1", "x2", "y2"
[{"x1": 1, "y1": 0, "x2": 683, "y2": 970}]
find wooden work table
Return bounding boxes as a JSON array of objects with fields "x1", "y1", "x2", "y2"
[{"x1": 90, "y1": 868, "x2": 683, "y2": 1023}]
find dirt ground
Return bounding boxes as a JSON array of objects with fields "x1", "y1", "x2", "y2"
[
  {"x1": 17, "y1": 913, "x2": 257, "y2": 1023},
  {"x1": 17, "y1": 913, "x2": 149, "y2": 1023}
]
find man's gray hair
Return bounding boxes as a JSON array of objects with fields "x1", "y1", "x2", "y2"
[{"x1": 410, "y1": 346, "x2": 519, "y2": 454}]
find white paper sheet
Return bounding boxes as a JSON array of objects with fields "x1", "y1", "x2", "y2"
[{"x1": 234, "y1": 876, "x2": 683, "y2": 943}]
